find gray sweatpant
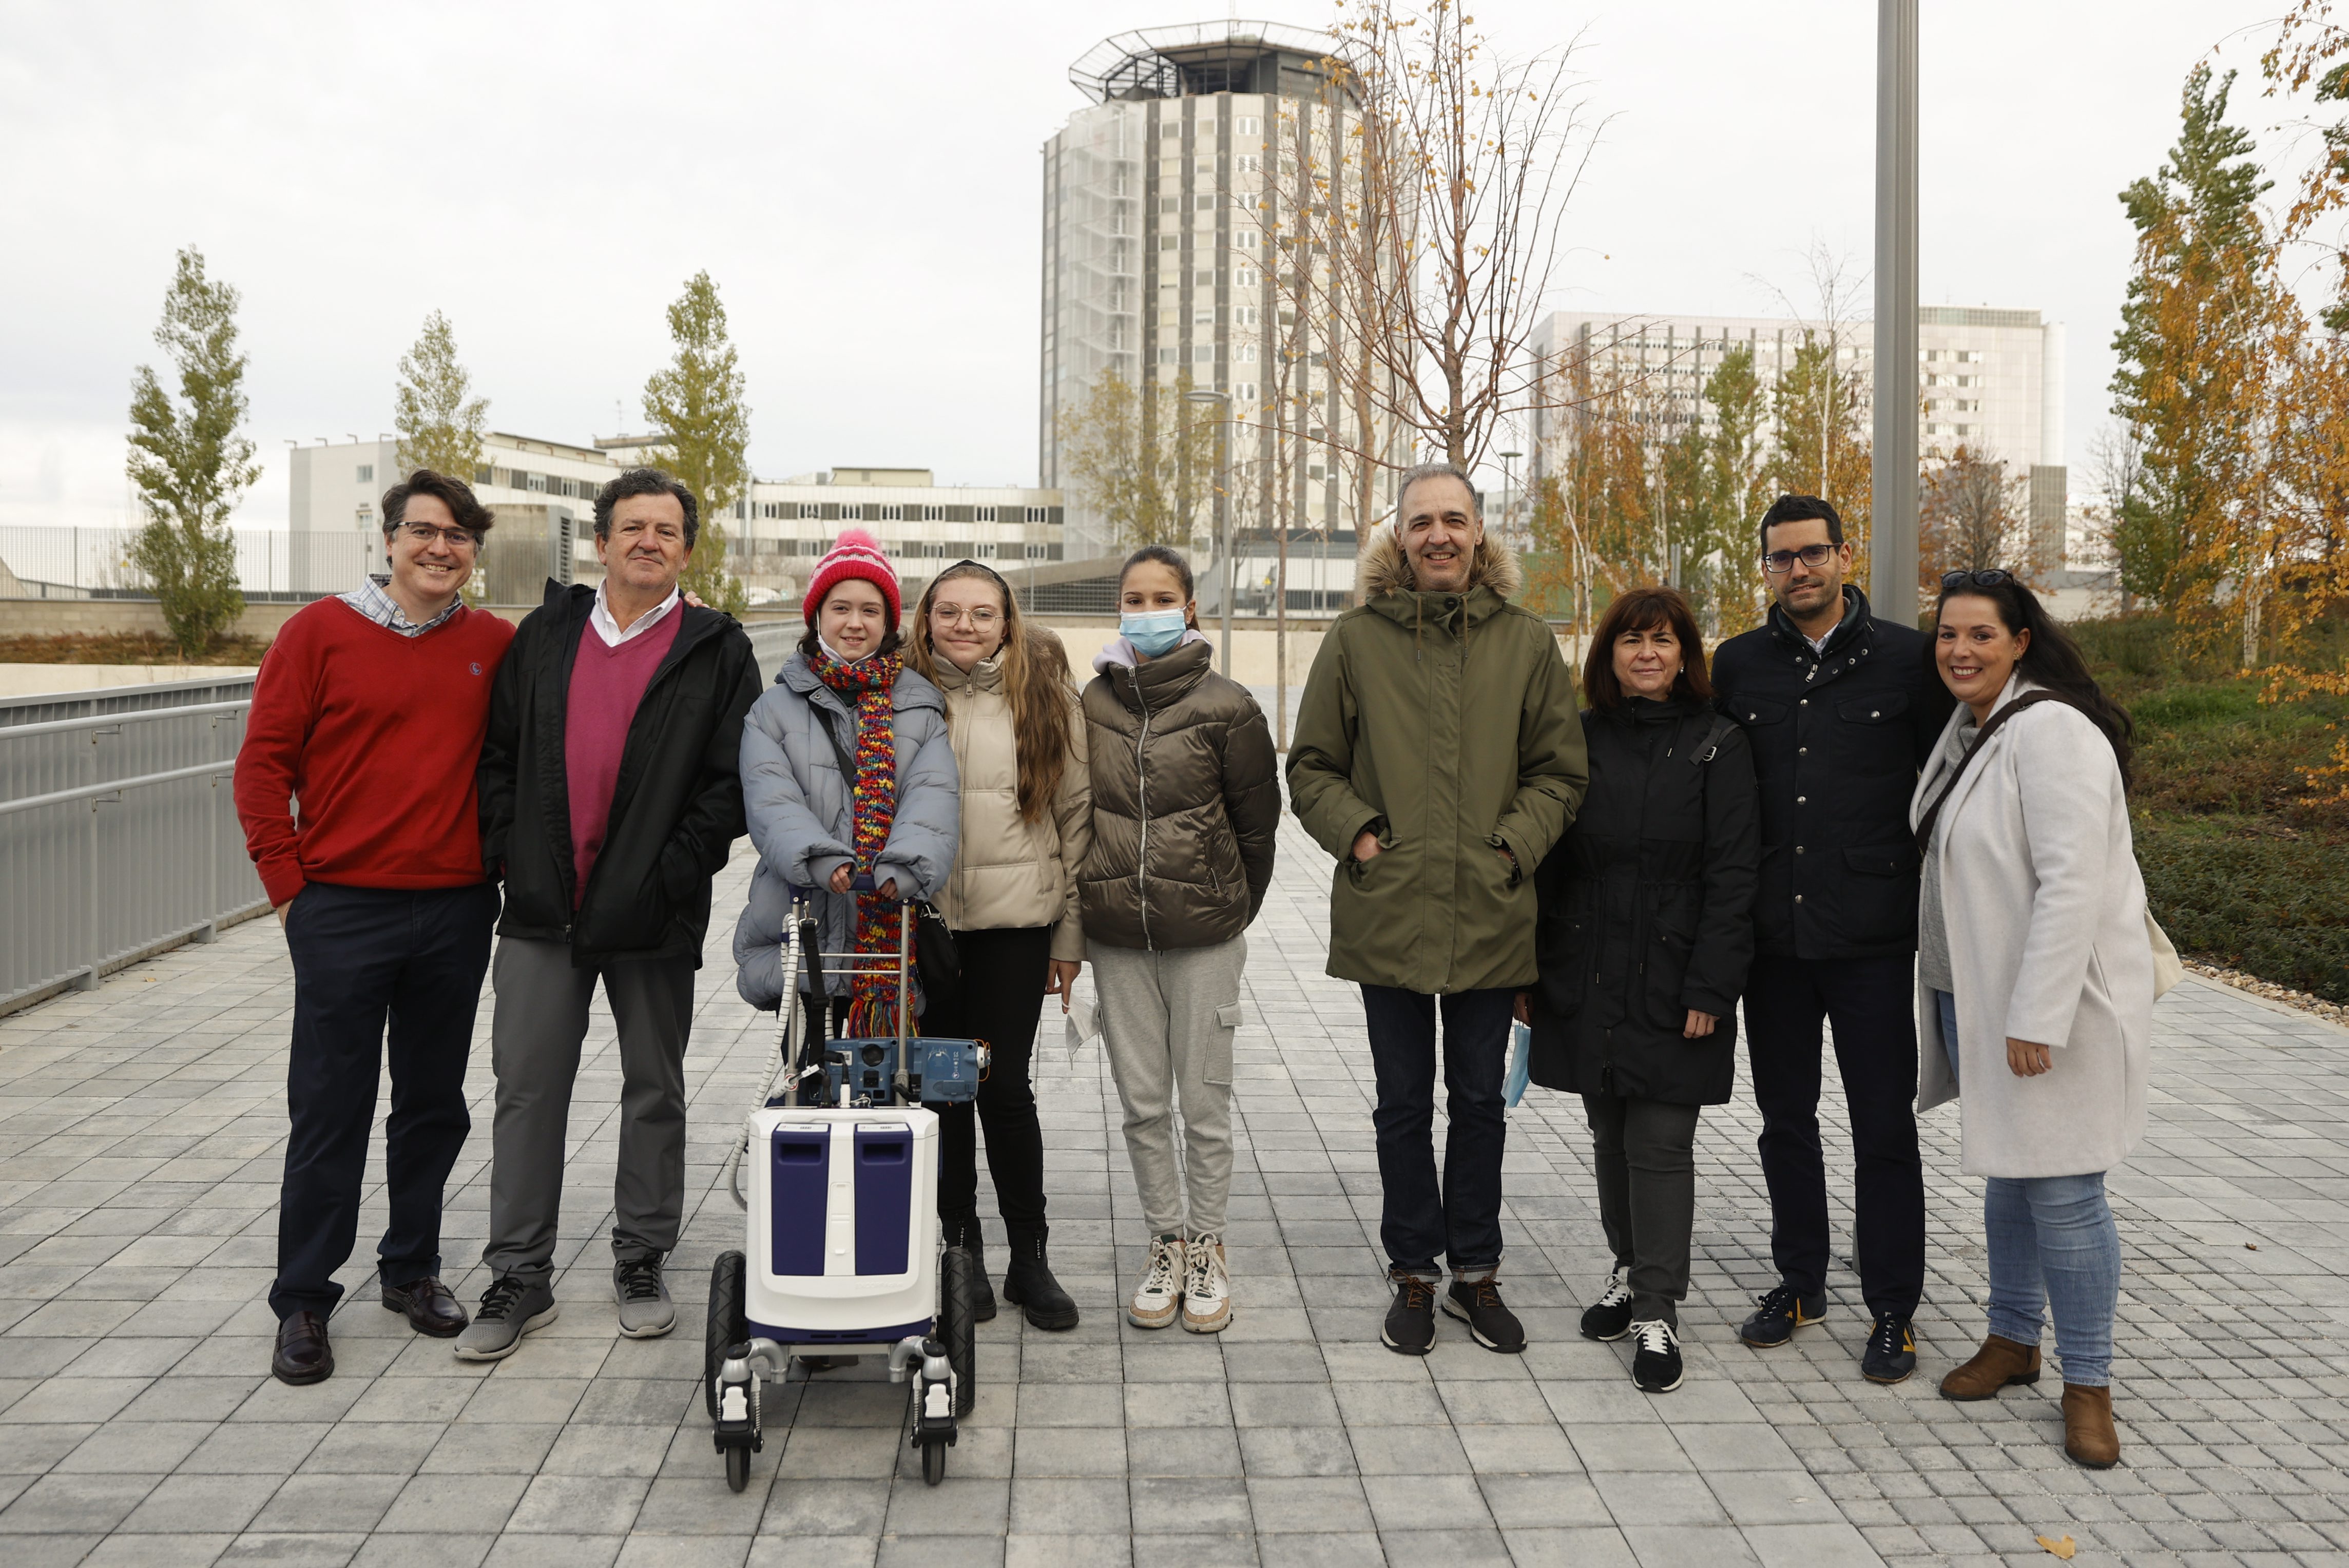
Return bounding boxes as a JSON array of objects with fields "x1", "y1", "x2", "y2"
[
  {"x1": 483, "y1": 936, "x2": 696, "y2": 1286},
  {"x1": 1089, "y1": 934, "x2": 1245, "y2": 1237},
  {"x1": 1583, "y1": 1092, "x2": 1702, "y2": 1326}
]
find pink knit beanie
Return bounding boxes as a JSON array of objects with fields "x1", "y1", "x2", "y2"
[{"x1": 802, "y1": 527, "x2": 900, "y2": 625}]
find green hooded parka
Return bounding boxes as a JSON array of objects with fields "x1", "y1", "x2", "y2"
[{"x1": 1286, "y1": 526, "x2": 1588, "y2": 994}]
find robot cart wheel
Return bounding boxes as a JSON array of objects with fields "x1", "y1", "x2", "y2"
[
  {"x1": 706, "y1": 1251, "x2": 748, "y2": 1421},
  {"x1": 726, "y1": 1444, "x2": 752, "y2": 1493},
  {"x1": 922, "y1": 1440, "x2": 947, "y2": 1485},
  {"x1": 940, "y1": 1244, "x2": 979, "y2": 1420}
]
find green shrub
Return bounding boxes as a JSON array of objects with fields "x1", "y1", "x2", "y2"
[{"x1": 2138, "y1": 815, "x2": 2348, "y2": 1003}]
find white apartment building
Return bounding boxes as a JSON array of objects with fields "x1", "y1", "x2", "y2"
[
  {"x1": 1529, "y1": 306, "x2": 2069, "y2": 563},
  {"x1": 287, "y1": 434, "x2": 1063, "y2": 605},
  {"x1": 1039, "y1": 21, "x2": 1411, "y2": 567}
]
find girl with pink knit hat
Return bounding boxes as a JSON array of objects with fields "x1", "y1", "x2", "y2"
[{"x1": 734, "y1": 529, "x2": 960, "y2": 1052}]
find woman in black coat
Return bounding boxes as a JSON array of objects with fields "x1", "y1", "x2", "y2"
[{"x1": 1526, "y1": 586, "x2": 1759, "y2": 1394}]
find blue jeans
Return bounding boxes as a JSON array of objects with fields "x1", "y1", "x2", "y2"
[
  {"x1": 1360, "y1": 985, "x2": 1514, "y2": 1278},
  {"x1": 1934, "y1": 990, "x2": 2120, "y2": 1386}
]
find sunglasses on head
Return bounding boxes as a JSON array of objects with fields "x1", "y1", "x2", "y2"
[{"x1": 1940, "y1": 568, "x2": 2014, "y2": 591}]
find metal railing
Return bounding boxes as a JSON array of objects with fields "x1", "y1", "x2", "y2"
[{"x1": 1, "y1": 676, "x2": 266, "y2": 1016}]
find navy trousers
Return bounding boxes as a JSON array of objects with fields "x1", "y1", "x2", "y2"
[
  {"x1": 270, "y1": 881, "x2": 498, "y2": 1321},
  {"x1": 1742, "y1": 954, "x2": 1926, "y2": 1321},
  {"x1": 1361, "y1": 985, "x2": 1516, "y2": 1277}
]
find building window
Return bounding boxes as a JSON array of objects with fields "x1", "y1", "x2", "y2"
[
  {"x1": 799, "y1": 502, "x2": 822, "y2": 519},
  {"x1": 1026, "y1": 506, "x2": 1048, "y2": 524},
  {"x1": 1160, "y1": 235, "x2": 1179, "y2": 251},
  {"x1": 922, "y1": 505, "x2": 944, "y2": 522},
  {"x1": 1239, "y1": 343, "x2": 1257, "y2": 362},
  {"x1": 1235, "y1": 153, "x2": 1260, "y2": 173},
  {"x1": 1161, "y1": 197, "x2": 1180, "y2": 214},
  {"x1": 976, "y1": 506, "x2": 998, "y2": 522},
  {"x1": 526, "y1": 472, "x2": 547, "y2": 492},
  {"x1": 1237, "y1": 115, "x2": 1259, "y2": 135},
  {"x1": 475, "y1": 467, "x2": 493, "y2": 485},
  {"x1": 1196, "y1": 193, "x2": 1214, "y2": 210},
  {"x1": 1193, "y1": 269, "x2": 1214, "y2": 286},
  {"x1": 355, "y1": 505, "x2": 373, "y2": 529},
  {"x1": 356, "y1": 464, "x2": 374, "y2": 483},
  {"x1": 1159, "y1": 347, "x2": 1179, "y2": 364},
  {"x1": 1235, "y1": 269, "x2": 1256, "y2": 289},
  {"x1": 880, "y1": 504, "x2": 904, "y2": 521},
  {"x1": 1236, "y1": 382, "x2": 1258, "y2": 402},
  {"x1": 1195, "y1": 345, "x2": 1215, "y2": 364}
]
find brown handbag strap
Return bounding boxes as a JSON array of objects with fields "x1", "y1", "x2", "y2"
[{"x1": 1912, "y1": 691, "x2": 2064, "y2": 853}]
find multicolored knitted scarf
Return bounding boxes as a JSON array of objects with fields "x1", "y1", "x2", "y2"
[{"x1": 810, "y1": 646, "x2": 903, "y2": 1037}]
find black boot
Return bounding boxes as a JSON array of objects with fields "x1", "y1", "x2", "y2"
[
  {"x1": 944, "y1": 1214, "x2": 997, "y2": 1323},
  {"x1": 1000, "y1": 1226, "x2": 1080, "y2": 1331}
]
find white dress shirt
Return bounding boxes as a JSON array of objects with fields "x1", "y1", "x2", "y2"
[{"x1": 589, "y1": 583, "x2": 682, "y2": 648}]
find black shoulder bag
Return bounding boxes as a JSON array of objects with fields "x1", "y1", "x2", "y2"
[{"x1": 816, "y1": 708, "x2": 962, "y2": 1017}]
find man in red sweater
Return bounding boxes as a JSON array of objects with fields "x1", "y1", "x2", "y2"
[
  {"x1": 235, "y1": 469, "x2": 514, "y2": 1385},
  {"x1": 459, "y1": 468, "x2": 759, "y2": 1360}
]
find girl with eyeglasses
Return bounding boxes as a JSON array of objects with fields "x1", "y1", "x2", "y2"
[
  {"x1": 1911, "y1": 570, "x2": 2150, "y2": 1469},
  {"x1": 904, "y1": 560, "x2": 1092, "y2": 1329}
]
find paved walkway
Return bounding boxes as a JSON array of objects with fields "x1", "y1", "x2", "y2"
[{"x1": 2, "y1": 816, "x2": 2346, "y2": 1568}]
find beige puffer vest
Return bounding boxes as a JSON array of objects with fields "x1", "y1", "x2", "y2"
[{"x1": 932, "y1": 654, "x2": 1091, "y2": 962}]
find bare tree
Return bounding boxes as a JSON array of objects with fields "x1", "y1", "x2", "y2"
[{"x1": 1919, "y1": 446, "x2": 2025, "y2": 577}]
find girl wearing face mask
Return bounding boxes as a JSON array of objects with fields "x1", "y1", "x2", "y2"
[
  {"x1": 1525, "y1": 586, "x2": 1759, "y2": 1397},
  {"x1": 904, "y1": 561, "x2": 1092, "y2": 1330},
  {"x1": 735, "y1": 530, "x2": 960, "y2": 1063},
  {"x1": 1077, "y1": 545, "x2": 1281, "y2": 1333}
]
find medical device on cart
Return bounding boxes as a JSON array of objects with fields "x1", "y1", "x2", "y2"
[{"x1": 708, "y1": 883, "x2": 987, "y2": 1490}]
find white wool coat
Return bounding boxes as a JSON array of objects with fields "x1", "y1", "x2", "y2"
[{"x1": 1910, "y1": 675, "x2": 2154, "y2": 1178}]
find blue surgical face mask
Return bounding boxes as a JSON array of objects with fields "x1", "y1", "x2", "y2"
[{"x1": 1120, "y1": 609, "x2": 1188, "y2": 659}]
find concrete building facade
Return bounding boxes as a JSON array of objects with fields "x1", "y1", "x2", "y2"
[
  {"x1": 1530, "y1": 305, "x2": 2069, "y2": 567},
  {"x1": 286, "y1": 434, "x2": 1063, "y2": 606}
]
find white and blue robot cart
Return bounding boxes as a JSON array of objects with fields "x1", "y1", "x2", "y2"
[{"x1": 709, "y1": 886, "x2": 987, "y2": 1489}]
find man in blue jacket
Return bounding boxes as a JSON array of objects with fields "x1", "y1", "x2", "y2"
[{"x1": 1710, "y1": 494, "x2": 1953, "y2": 1386}]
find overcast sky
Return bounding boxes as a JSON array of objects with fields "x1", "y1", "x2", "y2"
[{"x1": 0, "y1": 0, "x2": 2308, "y2": 534}]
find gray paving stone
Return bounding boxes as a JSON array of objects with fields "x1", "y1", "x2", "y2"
[{"x1": 2, "y1": 830, "x2": 2344, "y2": 1564}]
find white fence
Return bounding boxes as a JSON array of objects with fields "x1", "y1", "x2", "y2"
[{"x1": 0, "y1": 677, "x2": 266, "y2": 1015}]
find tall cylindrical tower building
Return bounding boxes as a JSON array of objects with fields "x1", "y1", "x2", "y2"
[{"x1": 1040, "y1": 22, "x2": 1397, "y2": 566}]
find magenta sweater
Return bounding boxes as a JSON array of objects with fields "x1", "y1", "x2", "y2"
[{"x1": 565, "y1": 611, "x2": 683, "y2": 905}]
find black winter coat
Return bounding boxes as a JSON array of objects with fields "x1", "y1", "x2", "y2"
[
  {"x1": 1709, "y1": 586, "x2": 1953, "y2": 962},
  {"x1": 1527, "y1": 699, "x2": 1760, "y2": 1105},
  {"x1": 478, "y1": 580, "x2": 762, "y2": 965}
]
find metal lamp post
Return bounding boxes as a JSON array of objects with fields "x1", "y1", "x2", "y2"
[
  {"x1": 1870, "y1": 0, "x2": 1920, "y2": 624},
  {"x1": 1186, "y1": 388, "x2": 1233, "y2": 672}
]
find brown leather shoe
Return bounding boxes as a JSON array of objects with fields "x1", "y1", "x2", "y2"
[
  {"x1": 1938, "y1": 1333, "x2": 2041, "y2": 1401},
  {"x1": 2063, "y1": 1383, "x2": 2120, "y2": 1468},
  {"x1": 382, "y1": 1275, "x2": 468, "y2": 1337},
  {"x1": 272, "y1": 1310, "x2": 334, "y2": 1385}
]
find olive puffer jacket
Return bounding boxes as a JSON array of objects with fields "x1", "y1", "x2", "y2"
[
  {"x1": 1287, "y1": 526, "x2": 1588, "y2": 993},
  {"x1": 1527, "y1": 698, "x2": 1760, "y2": 1105},
  {"x1": 931, "y1": 648, "x2": 1092, "y2": 962},
  {"x1": 1078, "y1": 635, "x2": 1280, "y2": 951}
]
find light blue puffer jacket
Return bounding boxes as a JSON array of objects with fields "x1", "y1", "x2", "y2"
[{"x1": 732, "y1": 651, "x2": 960, "y2": 1010}]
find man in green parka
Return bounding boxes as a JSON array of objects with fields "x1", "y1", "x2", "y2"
[{"x1": 1288, "y1": 462, "x2": 1587, "y2": 1357}]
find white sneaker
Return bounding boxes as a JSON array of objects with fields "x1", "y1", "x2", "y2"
[
  {"x1": 1129, "y1": 1232, "x2": 1184, "y2": 1329},
  {"x1": 1179, "y1": 1232, "x2": 1231, "y2": 1333}
]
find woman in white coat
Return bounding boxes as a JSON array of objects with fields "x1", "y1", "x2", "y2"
[{"x1": 1910, "y1": 570, "x2": 2150, "y2": 1470}]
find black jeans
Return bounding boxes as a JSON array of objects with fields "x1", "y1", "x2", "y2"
[
  {"x1": 1583, "y1": 1093, "x2": 1703, "y2": 1326},
  {"x1": 923, "y1": 926, "x2": 1054, "y2": 1234},
  {"x1": 1361, "y1": 985, "x2": 1515, "y2": 1277},
  {"x1": 271, "y1": 880, "x2": 499, "y2": 1320},
  {"x1": 1743, "y1": 953, "x2": 1925, "y2": 1320}
]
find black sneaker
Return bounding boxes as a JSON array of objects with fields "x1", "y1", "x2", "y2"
[
  {"x1": 1862, "y1": 1313, "x2": 1918, "y2": 1384},
  {"x1": 1580, "y1": 1269, "x2": 1634, "y2": 1342},
  {"x1": 1629, "y1": 1318, "x2": 1684, "y2": 1393},
  {"x1": 1738, "y1": 1282, "x2": 1827, "y2": 1347},
  {"x1": 1382, "y1": 1273, "x2": 1438, "y2": 1356},
  {"x1": 1442, "y1": 1276, "x2": 1526, "y2": 1354}
]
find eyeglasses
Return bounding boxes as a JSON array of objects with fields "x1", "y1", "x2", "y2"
[
  {"x1": 1940, "y1": 568, "x2": 2014, "y2": 591},
  {"x1": 399, "y1": 522, "x2": 479, "y2": 551},
  {"x1": 1761, "y1": 543, "x2": 1836, "y2": 574},
  {"x1": 932, "y1": 606, "x2": 1002, "y2": 629}
]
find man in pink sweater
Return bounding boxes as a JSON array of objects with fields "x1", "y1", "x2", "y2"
[{"x1": 463, "y1": 469, "x2": 761, "y2": 1360}]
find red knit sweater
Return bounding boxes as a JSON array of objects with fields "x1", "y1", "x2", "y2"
[{"x1": 235, "y1": 598, "x2": 515, "y2": 906}]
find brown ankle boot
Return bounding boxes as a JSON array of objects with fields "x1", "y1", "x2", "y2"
[
  {"x1": 2063, "y1": 1383, "x2": 2120, "y2": 1468},
  {"x1": 1938, "y1": 1333, "x2": 2040, "y2": 1401}
]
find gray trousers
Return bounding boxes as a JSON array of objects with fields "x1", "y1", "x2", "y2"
[
  {"x1": 1089, "y1": 935, "x2": 1244, "y2": 1237},
  {"x1": 1583, "y1": 1092, "x2": 1702, "y2": 1325},
  {"x1": 484, "y1": 936, "x2": 695, "y2": 1285}
]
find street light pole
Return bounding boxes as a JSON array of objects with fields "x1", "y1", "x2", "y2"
[
  {"x1": 1186, "y1": 388, "x2": 1233, "y2": 673},
  {"x1": 1870, "y1": 0, "x2": 1920, "y2": 624}
]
